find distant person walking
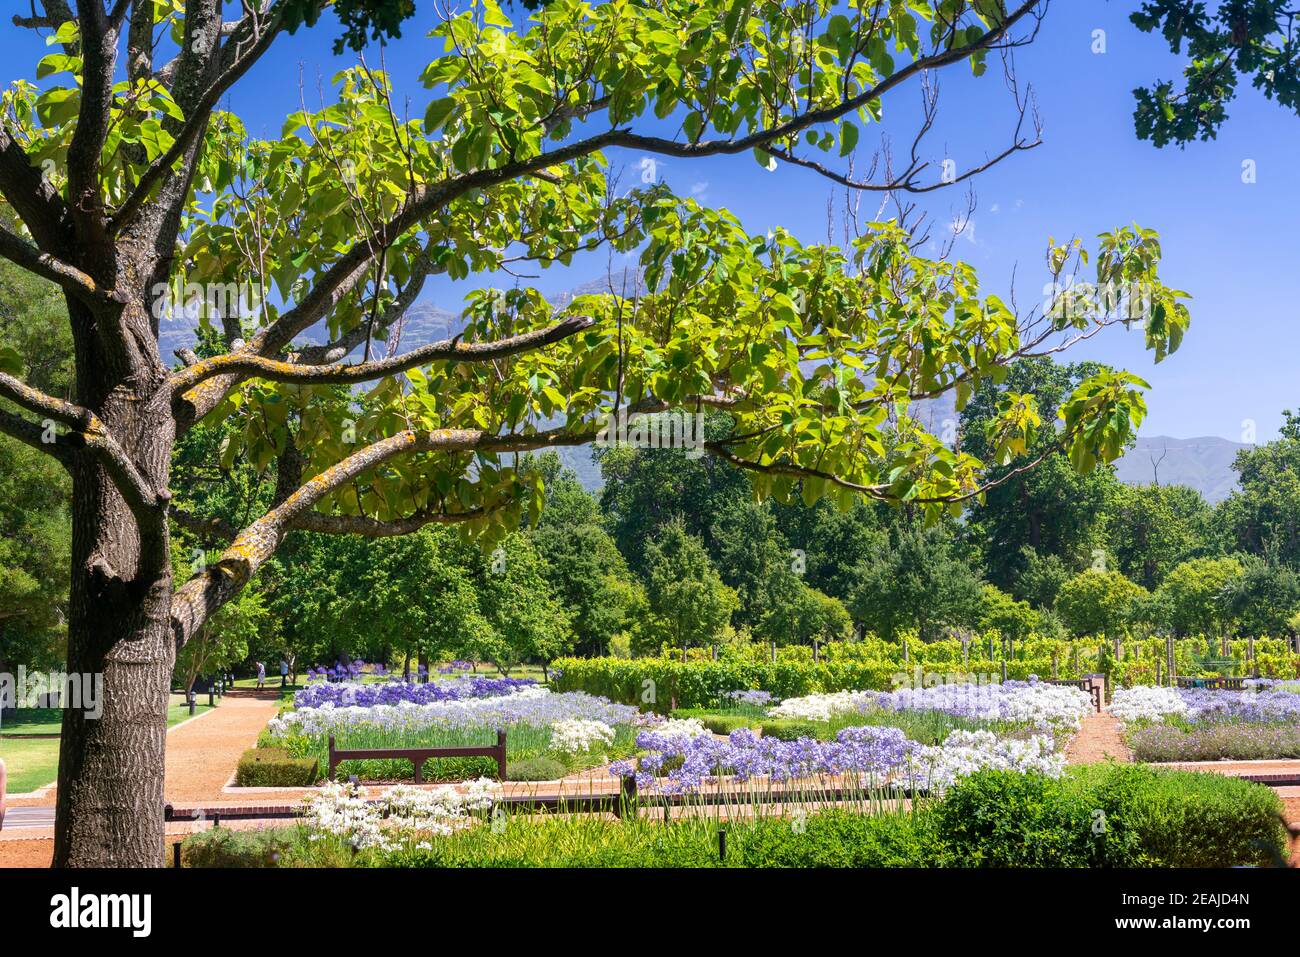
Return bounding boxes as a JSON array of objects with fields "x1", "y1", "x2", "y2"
[
  {"x1": 256, "y1": 661, "x2": 266, "y2": 689},
  {"x1": 280, "y1": 658, "x2": 289, "y2": 689}
]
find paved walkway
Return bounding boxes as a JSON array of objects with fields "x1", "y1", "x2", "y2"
[
  {"x1": 1065, "y1": 712, "x2": 1133, "y2": 764},
  {"x1": 1, "y1": 692, "x2": 283, "y2": 864},
  {"x1": 163, "y1": 692, "x2": 281, "y2": 803}
]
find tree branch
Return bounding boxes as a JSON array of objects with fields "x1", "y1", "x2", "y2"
[
  {"x1": 0, "y1": 224, "x2": 109, "y2": 302},
  {"x1": 0, "y1": 407, "x2": 75, "y2": 465},
  {"x1": 174, "y1": 0, "x2": 1044, "y2": 431},
  {"x1": 169, "y1": 314, "x2": 595, "y2": 397},
  {"x1": 0, "y1": 369, "x2": 166, "y2": 520},
  {"x1": 0, "y1": 368, "x2": 93, "y2": 428},
  {"x1": 0, "y1": 125, "x2": 73, "y2": 253},
  {"x1": 108, "y1": 4, "x2": 285, "y2": 235}
]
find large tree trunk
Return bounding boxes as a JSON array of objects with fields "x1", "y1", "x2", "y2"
[{"x1": 53, "y1": 287, "x2": 176, "y2": 868}]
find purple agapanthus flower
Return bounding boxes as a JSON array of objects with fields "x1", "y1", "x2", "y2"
[{"x1": 292, "y1": 675, "x2": 535, "y2": 709}]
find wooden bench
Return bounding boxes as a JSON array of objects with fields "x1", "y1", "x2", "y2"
[{"x1": 327, "y1": 731, "x2": 508, "y2": 783}]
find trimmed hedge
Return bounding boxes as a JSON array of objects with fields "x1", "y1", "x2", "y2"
[
  {"x1": 757, "y1": 719, "x2": 822, "y2": 741},
  {"x1": 938, "y1": 764, "x2": 1289, "y2": 868},
  {"x1": 506, "y1": 757, "x2": 567, "y2": 781},
  {"x1": 935, "y1": 770, "x2": 1142, "y2": 867},
  {"x1": 668, "y1": 709, "x2": 757, "y2": 735},
  {"x1": 550, "y1": 657, "x2": 1072, "y2": 712},
  {"x1": 234, "y1": 748, "x2": 320, "y2": 787},
  {"x1": 1081, "y1": 764, "x2": 1290, "y2": 867}
]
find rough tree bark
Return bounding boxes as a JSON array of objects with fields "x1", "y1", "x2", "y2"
[{"x1": 55, "y1": 274, "x2": 177, "y2": 867}]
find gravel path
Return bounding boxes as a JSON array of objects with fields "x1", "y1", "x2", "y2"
[
  {"x1": 162, "y1": 693, "x2": 281, "y2": 803},
  {"x1": 1065, "y1": 712, "x2": 1133, "y2": 764}
]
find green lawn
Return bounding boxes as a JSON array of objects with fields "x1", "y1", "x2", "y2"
[
  {"x1": 0, "y1": 696, "x2": 214, "y2": 794},
  {"x1": 0, "y1": 707, "x2": 63, "y2": 735},
  {"x1": 1, "y1": 737, "x2": 62, "y2": 792}
]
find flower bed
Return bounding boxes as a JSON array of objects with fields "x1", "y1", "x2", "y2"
[
  {"x1": 769, "y1": 680, "x2": 1093, "y2": 735},
  {"x1": 1112, "y1": 684, "x2": 1300, "y2": 761},
  {"x1": 292, "y1": 675, "x2": 535, "y2": 709},
  {"x1": 260, "y1": 687, "x2": 643, "y2": 782},
  {"x1": 611, "y1": 722, "x2": 1063, "y2": 797},
  {"x1": 180, "y1": 764, "x2": 1290, "y2": 869}
]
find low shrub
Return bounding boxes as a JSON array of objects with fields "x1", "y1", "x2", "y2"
[
  {"x1": 181, "y1": 827, "x2": 297, "y2": 868},
  {"x1": 934, "y1": 770, "x2": 1142, "y2": 867},
  {"x1": 234, "y1": 748, "x2": 319, "y2": 787},
  {"x1": 1085, "y1": 764, "x2": 1289, "y2": 867},
  {"x1": 700, "y1": 714, "x2": 756, "y2": 735},
  {"x1": 506, "y1": 757, "x2": 567, "y2": 781},
  {"x1": 940, "y1": 764, "x2": 1289, "y2": 868},
  {"x1": 757, "y1": 719, "x2": 822, "y2": 741},
  {"x1": 734, "y1": 809, "x2": 941, "y2": 867}
]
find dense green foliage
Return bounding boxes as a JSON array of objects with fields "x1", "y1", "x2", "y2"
[
  {"x1": 0, "y1": 259, "x2": 71, "y2": 674},
  {"x1": 181, "y1": 765, "x2": 1288, "y2": 869}
]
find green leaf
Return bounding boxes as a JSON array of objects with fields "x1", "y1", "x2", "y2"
[
  {"x1": 0, "y1": 345, "x2": 23, "y2": 376},
  {"x1": 424, "y1": 97, "x2": 459, "y2": 133},
  {"x1": 481, "y1": 0, "x2": 513, "y2": 29},
  {"x1": 839, "y1": 120, "x2": 858, "y2": 157}
]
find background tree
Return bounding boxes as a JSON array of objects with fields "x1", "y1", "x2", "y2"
[
  {"x1": 0, "y1": 0, "x2": 1188, "y2": 866},
  {"x1": 848, "y1": 524, "x2": 983, "y2": 643},
  {"x1": 1016, "y1": 546, "x2": 1072, "y2": 610},
  {"x1": 472, "y1": 531, "x2": 575, "y2": 674},
  {"x1": 771, "y1": 497, "x2": 887, "y2": 604},
  {"x1": 532, "y1": 455, "x2": 638, "y2": 657},
  {"x1": 638, "y1": 519, "x2": 738, "y2": 658},
  {"x1": 1155, "y1": 556, "x2": 1242, "y2": 637},
  {"x1": 976, "y1": 583, "x2": 1039, "y2": 643},
  {"x1": 1216, "y1": 554, "x2": 1299, "y2": 638},
  {"x1": 345, "y1": 528, "x2": 490, "y2": 675},
  {"x1": 597, "y1": 420, "x2": 750, "y2": 574},
  {"x1": 1215, "y1": 412, "x2": 1300, "y2": 565},
  {"x1": 0, "y1": 257, "x2": 71, "y2": 679},
  {"x1": 961, "y1": 358, "x2": 1125, "y2": 593},
  {"x1": 713, "y1": 499, "x2": 799, "y2": 636},
  {"x1": 1106, "y1": 482, "x2": 1214, "y2": 590},
  {"x1": 1055, "y1": 569, "x2": 1148, "y2": 639},
  {"x1": 763, "y1": 581, "x2": 853, "y2": 647}
]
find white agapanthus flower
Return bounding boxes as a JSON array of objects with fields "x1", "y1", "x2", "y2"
[
  {"x1": 650, "y1": 717, "x2": 711, "y2": 739},
  {"x1": 549, "y1": 718, "x2": 616, "y2": 754},
  {"x1": 997, "y1": 683, "x2": 1094, "y2": 732},
  {"x1": 299, "y1": 777, "x2": 501, "y2": 849},
  {"x1": 767, "y1": 691, "x2": 876, "y2": 722},
  {"x1": 898, "y1": 730, "x2": 1065, "y2": 794},
  {"x1": 1109, "y1": 685, "x2": 1188, "y2": 723}
]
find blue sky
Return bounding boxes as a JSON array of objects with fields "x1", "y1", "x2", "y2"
[{"x1": 4, "y1": 1, "x2": 1297, "y2": 441}]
